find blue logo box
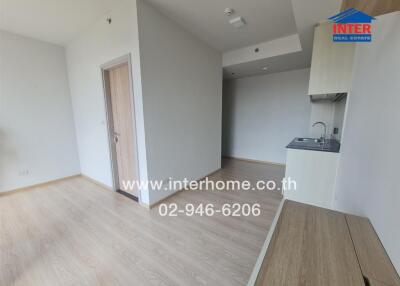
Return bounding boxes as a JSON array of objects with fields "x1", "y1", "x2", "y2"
[{"x1": 333, "y1": 34, "x2": 372, "y2": 42}]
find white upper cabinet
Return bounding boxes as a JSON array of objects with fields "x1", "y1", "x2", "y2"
[{"x1": 308, "y1": 22, "x2": 356, "y2": 95}]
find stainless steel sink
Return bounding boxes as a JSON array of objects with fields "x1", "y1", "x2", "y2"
[
  {"x1": 288, "y1": 137, "x2": 341, "y2": 153},
  {"x1": 295, "y1": 138, "x2": 323, "y2": 144}
]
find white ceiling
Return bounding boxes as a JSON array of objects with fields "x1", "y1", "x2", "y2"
[
  {"x1": 224, "y1": 51, "x2": 308, "y2": 80},
  {"x1": 223, "y1": 0, "x2": 342, "y2": 79},
  {"x1": 0, "y1": 0, "x2": 341, "y2": 79},
  {"x1": 0, "y1": 0, "x2": 125, "y2": 45},
  {"x1": 290, "y1": 0, "x2": 342, "y2": 65},
  {"x1": 144, "y1": 0, "x2": 341, "y2": 79},
  {"x1": 145, "y1": 0, "x2": 298, "y2": 52}
]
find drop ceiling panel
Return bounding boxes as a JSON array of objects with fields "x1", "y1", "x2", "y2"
[{"x1": 145, "y1": 0, "x2": 298, "y2": 51}]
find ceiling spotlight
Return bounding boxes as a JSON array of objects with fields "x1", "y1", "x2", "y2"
[
  {"x1": 262, "y1": 67, "x2": 268, "y2": 71},
  {"x1": 224, "y1": 8, "x2": 234, "y2": 16}
]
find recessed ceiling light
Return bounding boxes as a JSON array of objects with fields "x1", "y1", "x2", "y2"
[{"x1": 262, "y1": 67, "x2": 268, "y2": 71}]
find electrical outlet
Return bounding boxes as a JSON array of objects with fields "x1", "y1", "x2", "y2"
[
  {"x1": 19, "y1": 169, "x2": 30, "y2": 176},
  {"x1": 333, "y1": 127, "x2": 339, "y2": 135}
]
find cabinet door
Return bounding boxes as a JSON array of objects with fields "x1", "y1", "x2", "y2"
[
  {"x1": 308, "y1": 23, "x2": 356, "y2": 95},
  {"x1": 284, "y1": 149, "x2": 339, "y2": 209}
]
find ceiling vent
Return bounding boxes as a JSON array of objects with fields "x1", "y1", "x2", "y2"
[{"x1": 230, "y1": 17, "x2": 246, "y2": 28}]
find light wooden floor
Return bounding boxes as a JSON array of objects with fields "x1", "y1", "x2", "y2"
[{"x1": 0, "y1": 158, "x2": 284, "y2": 286}]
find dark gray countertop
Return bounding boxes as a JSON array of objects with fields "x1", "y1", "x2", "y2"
[{"x1": 286, "y1": 137, "x2": 341, "y2": 153}]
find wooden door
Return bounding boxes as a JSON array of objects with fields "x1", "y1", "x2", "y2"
[{"x1": 108, "y1": 63, "x2": 139, "y2": 197}]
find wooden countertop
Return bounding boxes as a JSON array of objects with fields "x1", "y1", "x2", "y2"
[
  {"x1": 256, "y1": 201, "x2": 365, "y2": 285},
  {"x1": 254, "y1": 200, "x2": 400, "y2": 286},
  {"x1": 255, "y1": 201, "x2": 400, "y2": 286}
]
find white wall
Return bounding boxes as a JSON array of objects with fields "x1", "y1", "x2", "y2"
[
  {"x1": 222, "y1": 69, "x2": 311, "y2": 164},
  {"x1": 309, "y1": 101, "x2": 335, "y2": 138},
  {"x1": 67, "y1": 0, "x2": 222, "y2": 206},
  {"x1": 309, "y1": 98, "x2": 347, "y2": 141},
  {"x1": 137, "y1": 0, "x2": 222, "y2": 205},
  {"x1": 66, "y1": 1, "x2": 149, "y2": 202},
  {"x1": 334, "y1": 12, "x2": 400, "y2": 272},
  {"x1": 0, "y1": 30, "x2": 80, "y2": 192}
]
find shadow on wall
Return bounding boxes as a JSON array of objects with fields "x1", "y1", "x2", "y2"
[
  {"x1": 0, "y1": 129, "x2": 5, "y2": 190},
  {"x1": 221, "y1": 80, "x2": 237, "y2": 156},
  {"x1": 0, "y1": 129, "x2": 17, "y2": 191}
]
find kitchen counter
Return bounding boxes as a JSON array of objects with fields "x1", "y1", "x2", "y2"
[
  {"x1": 286, "y1": 137, "x2": 340, "y2": 153},
  {"x1": 284, "y1": 138, "x2": 340, "y2": 209}
]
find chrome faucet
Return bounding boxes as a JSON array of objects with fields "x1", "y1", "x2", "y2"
[{"x1": 312, "y1": 121, "x2": 327, "y2": 142}]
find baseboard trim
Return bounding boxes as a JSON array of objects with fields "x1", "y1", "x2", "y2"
[
  {"x1": 82, "y1": 168, "x2": 223, "y2": 209},
  {"x1": 139, "y1": 202, "x2": 151, "y2": 209},
  {"x1": 223, "y1": 156, "x2": 286, "y2": 167},
  {"x1": 197, "y1": 168, "x2": 222, "y2": 181},
  {"x1": 80, "y1": 174, "x2": 113, "y2": 191},
  {"x1": 149, "y1": 189, "x2": 186, "y2": 209},
  {"x1": 148, "y1": 168, "x2": 222, "y2": 209},
  {"x1": 0, "y1": 174, "x2": 81, "y2": 196},
  {"x1": 80, "y1": 174, "x2": 145, "y2": 207}
]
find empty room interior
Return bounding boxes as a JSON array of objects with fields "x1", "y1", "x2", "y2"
[{"x1": 1, "y1": 0, "x2": 399, "y2": 285}]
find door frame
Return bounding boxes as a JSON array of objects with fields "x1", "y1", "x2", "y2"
[{"x1": 101, "y1": 54, "x2": 141, "y2": 202}]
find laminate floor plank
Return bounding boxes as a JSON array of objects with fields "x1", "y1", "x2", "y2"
[{"x1": 0, "y1": 158, "x2": 284, "y2": 286}]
